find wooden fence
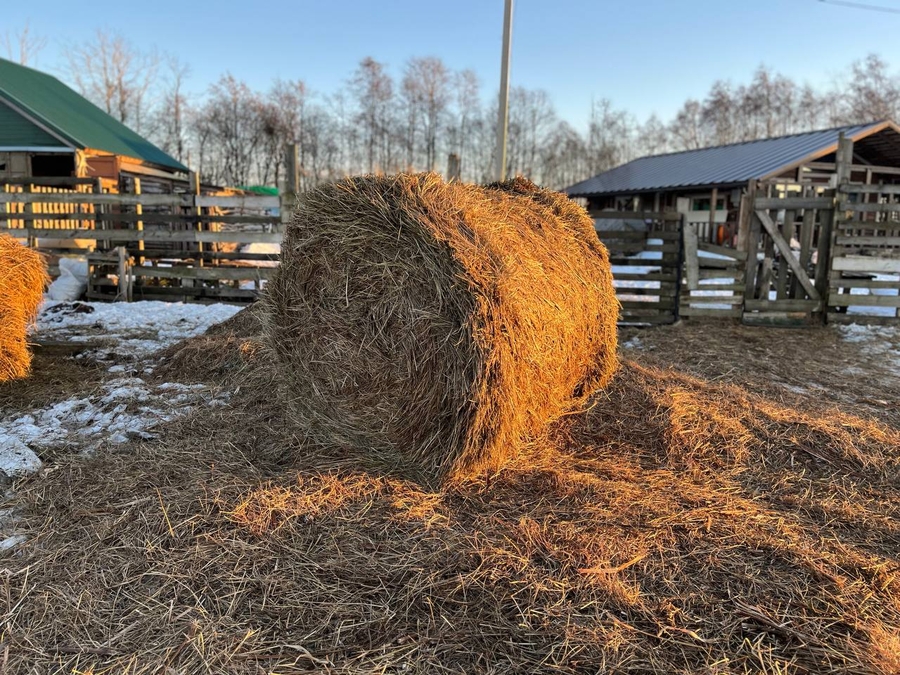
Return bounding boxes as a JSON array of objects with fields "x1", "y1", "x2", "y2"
[
  {"x1": 595, "y1": 212, "x2": 683, "y2": 325},
  {"x1": 0, "y1": 181, "x2": 284, "y2": 303},
  {"x1": 828, "y1": 183, "x2": 900, "y2": 324},
  {"x1": 4, "y1": 162, "x2": 898, "y2": 325}
]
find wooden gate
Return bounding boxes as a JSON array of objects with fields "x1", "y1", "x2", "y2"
[
  {"x1": 741, "y1": 184, "x2": 835, "y2": 326},
  {"x1": 680, "y1": 224, "x2": 746, "y2": 320}
]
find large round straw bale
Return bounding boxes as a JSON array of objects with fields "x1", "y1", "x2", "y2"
[
  {"x1": 264, "y1": 174, "x2": 618, "y2": 485},
  {"x1": 0, "y1": 234, "x2": 48, "y2": 382}
]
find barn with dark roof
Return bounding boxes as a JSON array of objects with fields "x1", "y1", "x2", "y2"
[{"x1": 566, "y1": 121, "x2": 900, "y2": 242}]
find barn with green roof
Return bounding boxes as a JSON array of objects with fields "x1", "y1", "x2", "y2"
[{"x1": 0, "y1": 56, "x2": 187, "y2": 186}]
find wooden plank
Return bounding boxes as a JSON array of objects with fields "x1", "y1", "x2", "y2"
[
  {"x1": 685, "y1": 281, "x2": 745, "y2": 291},
  {"x1": 743, "y1": 192, "x2": 762, "y2": 300},
  {"x1": 835, "y1": 235, "x2": 900, "y2": 246},
  {"x1": 681, "y1": 295, "x2": 743, "y2": 305},
  {"x1": 755, "y1": 210, "x2": 820, "y2": 300},
  {"x1": 848, "y1": 203, "x2": 900, "y2": 213},
  {"x1": 743, "y1": 311, "x2": 812, "y2": 327},
  {"x1": 0, "y1": 227, "x2": 283, "y2": 244},
  {"x1": 610, "y1": 272, "x2": 677, "y2": 282},
  {"x1": 607, "y1": 257, "x2": 677, "y2": 267},
  {"x1": 792, "y1": 208, "x2": 815, "y2": 298},
  {"x1": 745, "y1": 299, "x2": 822, "y2": 312},
  {"x1": 828, "y1": 277, "x2": 900, "y2": 290},
  {"x1": 776, "y1": 209, "x2": 796, "y2": 300},
  {"x1": 592, "y1": 211, "x2": 681, "y2": 221},
  {"x1": 602, "y1": 243, "x2": 681, "y2": 254},
  {"x1": 612, "y1": 287, "x2": 665, "y2": 296},
  {"x1": 837, "y1": 220, "x2": 900, "y2": 231},
  {"x1": 595, "y1": 229, "x2": 681, "y2": 241},
  {"x1": 0, "y1": 177, "x2": 96, "y2": 187},
  {"x1": 831, "y1": 256, "x2": 900, "y2": 273},
  {"x1": 697, "y1": 242, "x2": 747, "y2": 261},
  {"x1": 0, "y1": 192, "x2": 280, "y2": 210},
  {"x1": 132, "y1": 265, "x2": 276, "y2": 281},
  {"x1": 839, "y1": 183, "x2": 900, "y2": 195},
  {"x1": 753, "y1": 197, "x2": 832, "y2": 210},
  {"x1": 0, "y1": 213, "x2": 281, "y2": 224},
  {"x1": 814, "y1": 206, "x2": 835, "y2": 299},
  {"x1": 698, "y1": 268, "x2": 742, "y2": 280},
  {"x1": 683, "y1": 222, "x2": 699, "y2": 291},
  {"x1": 0, "y1": 192, "x2": 188, "y2": 207},
  {"x1": 827, "y1": 293, "x2": 900, "y2": 308},
  {"x1": 619, "y1": 299, "x2": 676, "y2": 310},
  {"x1": 679, "y1": 307, "x2": 743, "y2": 317}
]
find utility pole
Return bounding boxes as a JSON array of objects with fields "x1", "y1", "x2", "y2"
[{"x1": 495, "y1": 0, "x2": 513, "y2": 181}]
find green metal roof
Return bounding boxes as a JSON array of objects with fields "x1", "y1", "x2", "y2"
[{"x1": 0, "y1": 57, "x2": 188, "y2": 172}]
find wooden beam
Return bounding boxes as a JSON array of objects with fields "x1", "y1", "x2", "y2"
[
  {"x1": 831, "y1": 256, "x2": 900, "y2": 273},
  {"x1": 754, "y1": 209, "x2": 820, "y2": 300},
  {"x1": 683, "y1": 222, "x2": 699, "y2": 291}
]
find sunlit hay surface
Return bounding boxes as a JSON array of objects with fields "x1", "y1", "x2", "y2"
[
  {"x1": 264, "y1": 173, "x2": 619, "y2": 487},
  {"x1": 0, "y1": 233, "x2": 48, "y2": 382},
  {"x1": 4, "y1": 314, "x2": 900, "y2": 675}
]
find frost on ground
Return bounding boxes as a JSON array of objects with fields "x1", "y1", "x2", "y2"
[
  {"x1": 839, "y1": 323, "x2": 900, "y2": 371},
  {"x1": 0, "y1": 300, "x2": 242, "y2": 480}
]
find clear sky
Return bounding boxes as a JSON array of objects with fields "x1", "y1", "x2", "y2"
[{"x1": 7, "y1": 0, "x2": 900, "y2": 127}]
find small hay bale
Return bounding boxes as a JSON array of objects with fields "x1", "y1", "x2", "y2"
[
  {"x1": 265, "y1": 173, "x2": 618, "y2": 485},
  {"x1": 0, "y1": 234, "x2": 48, "y2": 382}
]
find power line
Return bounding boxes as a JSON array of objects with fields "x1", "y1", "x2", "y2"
[{"x1": 818, "y1": 0, "x2": 900, "y2": 14}]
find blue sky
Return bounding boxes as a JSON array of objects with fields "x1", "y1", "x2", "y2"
[{"x1": 7, "y1": 0, "x2": 900, "y2": 127}]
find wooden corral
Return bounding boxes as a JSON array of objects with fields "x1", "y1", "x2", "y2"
[{"x1": 568, "y1": 124, "x2": 900, "y2": 326}]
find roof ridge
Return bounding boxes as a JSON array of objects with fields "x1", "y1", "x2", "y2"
[{"x1": 626, "y1": 121, "x2": 883, "y2": 163}]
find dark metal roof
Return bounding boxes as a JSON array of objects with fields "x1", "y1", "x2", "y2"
[
  {"x1": 565, "y1": 122, "x2": 885, "y2": 197},
  {"x1": 0, "y1": 57, "x2": 188, "y2": 172}
]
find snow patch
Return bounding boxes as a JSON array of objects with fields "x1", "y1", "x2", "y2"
[{"x1": 0, "y1": 436, "x2": 42, "y2": 478}]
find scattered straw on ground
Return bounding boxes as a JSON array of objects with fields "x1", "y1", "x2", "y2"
[
  {"x1": 0, "y1": 234, "x2": 48, "y2": 382},
  {"x1": 265, "y1": 174, "x2": 618, "y2": 486},
  {"x1": 1, "y1": 307, "x2": 898, "y2": 674}
]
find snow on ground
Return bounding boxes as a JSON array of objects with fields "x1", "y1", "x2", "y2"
[
  {"x1": 0, "y1": 301, "x2": 242, "y2": 481},
  {"x1": 37, "y1": 300, "x2": 242, "y2": 362}
]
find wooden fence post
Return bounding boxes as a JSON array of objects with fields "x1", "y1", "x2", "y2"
[
  {"x1": 133, "y1": 178, "x2": 144, "y2": 266},
  {"x1": 283, "y1": 143, "x2": 300, "y2": 226},
  {"x1": 447, "y1": 153, "x2": 461, "y2": 182},
  {"x1": 816, "y1": 133, "x2": 853, "y2": 321},
  {"x1": 740, "y1": 181, "x2": 759, "y2": 304},
  {"x1": 93, "y1": 178, "x2": 107, "y2": 251},
  {"x1": 190, "y1": 171, "x2": 203, "y2": 268}
]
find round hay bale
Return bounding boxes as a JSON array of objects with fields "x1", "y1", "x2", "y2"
[
  {"x1": 0, "y1": 234, "x2": 48, "y2": 382},
  {"x1": 264, "y1": 174, "x2": 618, "y2": 485}
]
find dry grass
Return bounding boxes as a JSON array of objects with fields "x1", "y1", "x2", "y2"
[
  {"x1": 1, "y1": 308, "x2": 899, "y2": 674},
  {"x1": 0, "y1": 234, "x2": 48, "y2": 382},
  {"x1": 264, "y1": 174, "x2": 619, "y2": 486}
]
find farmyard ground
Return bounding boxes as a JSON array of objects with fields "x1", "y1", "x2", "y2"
[{"x1": 0, "y1": 300, "x2": 899, "y2": 673}]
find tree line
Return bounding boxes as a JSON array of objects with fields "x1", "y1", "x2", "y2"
[{"x1": 6, "y1": 27, "x2": 900, "y2": 189}]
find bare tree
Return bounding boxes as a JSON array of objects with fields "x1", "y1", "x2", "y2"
[
  {"x1": 670, "y1": 99, "x2": 705, "y2": 150},
  {"x1": 196, "y1": 75, "x2": 263, "y2": 186},
  {"x1": 66, "y1": 30, "x2": 160, "y2": 133},
  {"x1": 838, "y1": 54, "x2": 900, "y2": 123},
  {"x1": 153, "y1": 56, "x2": 191, "y2": 164},
  {"x1": 3, "y1": 22, "x2": 46, "y2": 65},
  {"x1": 350, "y1": 57, "x2": 395, "y2": 173},
  {"x1": 402, "y1": 57, "x2": 450, "y2": 171}
]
